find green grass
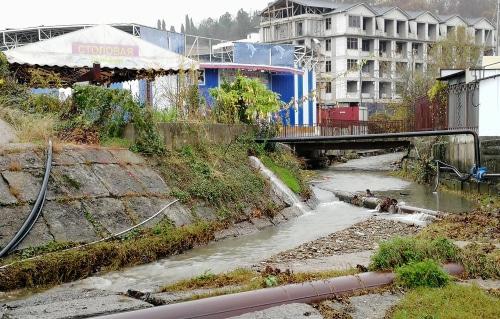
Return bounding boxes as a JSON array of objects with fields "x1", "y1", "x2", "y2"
[
  {"x1": 395, "y1": 260, "x2": 450, "y2": 288},
  {"x1": 391, "y1": 284, "x2": 500, "y2": 319},
  {"x1": 260, "y1": 155, "x2": 301, "y2": 194},
  {"x1": 370, "y1": 237, "x2": 459, "y2": 271}
]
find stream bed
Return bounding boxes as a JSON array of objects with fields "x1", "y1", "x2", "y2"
[{"x1": 61, "y1": 152, "x2": 474, "y2": 293}]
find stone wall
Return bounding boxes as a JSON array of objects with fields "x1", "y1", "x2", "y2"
[
  {"x1": 0, "y1": 144, "x2": 200, "y2": 251},
  {"x1": 124, "y1": 123, "x2": 255, "y2": 150},
  {"x1": 0, "y1": 143, "x2": 298, "y2": 252}
]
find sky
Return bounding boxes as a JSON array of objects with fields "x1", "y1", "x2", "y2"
[{"x1": 0, "y1": 0, "x2": 271, "y2": 30}]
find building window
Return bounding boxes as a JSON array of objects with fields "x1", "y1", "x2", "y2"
[
  {"x1": 325, "y1": 39, "x2": 331, "y2": 51},
  {"x1": 362, "y1": 39, "x2": 370, "y2": 52},
  {"x1": 325, "y1": 18, "x2": 332, "y2": 30},
  {"x1": 326, "y1": 60, "x2": 332, "y2": 72},
  {"x1": 347, "y1": 37, "x2": 358, "y2": 50},
  {"x1": 347, "y1": 59, "x2": 358, "y2": 71},
  {"x1": 348, "y1": 16, "x2": 360, "y2": 28},
  {"x1": 325, "y1": 82, "x2": 332, "y2": 93},
  {"x1": 296, "y1": 22, "x2": 303, "y2": 36},
  {"x1": 297, "y1": 40, "x2": 305, "y2": 45}
]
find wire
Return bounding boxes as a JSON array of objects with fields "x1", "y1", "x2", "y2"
[{"x1": 0, "y1": 199, "x2": 179, "y2": 270}]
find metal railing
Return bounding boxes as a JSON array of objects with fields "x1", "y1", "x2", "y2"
[{"x1": 270, "y1": 121, "x2": 477, "y2": 139}]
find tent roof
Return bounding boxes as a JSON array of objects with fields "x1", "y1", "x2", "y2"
[{"x1": 4, "y1": 24, "x2": 197, "y2": 72}]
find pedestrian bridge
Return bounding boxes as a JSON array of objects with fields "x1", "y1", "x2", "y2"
[{"x1": 256, "y1": 121, "x2": 480, "y2": 165}]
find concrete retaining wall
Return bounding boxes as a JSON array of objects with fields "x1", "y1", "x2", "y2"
[
  {"x1": 124, "y1": 123, "x2": 255, "y2": 150},
  {"x1": 432, "y1": 136, "x2": 500, "y2": 195},
  {"x1": 0, "y1": 143, "x2": 297, "y2": 252}
]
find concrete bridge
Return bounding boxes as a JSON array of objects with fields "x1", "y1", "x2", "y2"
[{"x1": 256, "y1": 123, "x2": 481, "y2": 168}]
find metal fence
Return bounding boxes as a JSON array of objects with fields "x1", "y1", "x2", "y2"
[{"x1": 272, "y1": 120, "x2": 476, "y2": 139}]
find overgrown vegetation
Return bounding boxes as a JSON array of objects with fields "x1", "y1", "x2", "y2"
[
  {"x1": 370, "y1": 237, "x2": 459, "y2": 271},
  {"x1": 0, "y1": 221, "x2": 221, "y2": 291},
  {"x1": 395, "y1": 260, "x2": 450, "y2": 289},
  {"x1": 153, "y1": 137, "x2": 282, "y2": 219},
  {"x1": 161, "y1": 267, "x2": 358, "y2": 296},
  {"x1": 390, "y1": 284, "x2": 500, "y2": 319}
]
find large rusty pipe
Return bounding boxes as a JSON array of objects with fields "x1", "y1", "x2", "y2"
[{"x1": 97, "y1": 264, "x2": 464, "y2": 319}]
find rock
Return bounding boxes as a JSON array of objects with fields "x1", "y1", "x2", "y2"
[
  {"x1": 17, "y1": 219, "x2": 54, "y2": 250},
  {"x1": 127, "y1": 165, "x2": 170, "y2": 195},
  {"x1": 92, "y1": 164, "x2": 146, "y2": 197},
  {"x1": 1, "y1": 171, "x2": 41, "y2": 203},
  {"x1": 124, "y1": 197, "x2": 193, "y2": 228},
  {"x1": 82, "y1": 198, "x2": 133, "y2": 234},
  {"x1": 0, "y1": 205, "x2": 30, "y2": 248},
  {"x1": 42, "y1": 201, "x2": 99, "y2": 243},
  {"x1": 108, "y1": 149, "x2": 145, "y2": 165},
  {"x1": 72, "y1": 147, "x2": 116, "y2": 164},
  {"x1": 48, "y1": 164, "x2": 110, "y2": 200},
  {"x1": 250, "y1": 218, "x2": 274, "y2": 230},
  {"x1": 0, "y1": 177, "x2": 17, "y2": 205},
  {"x1": 234, "y1": 221, "x2": 259, "y2": 236},
  {"x1": 194, "y1": 204, "x2": 218, "y2": 221}
]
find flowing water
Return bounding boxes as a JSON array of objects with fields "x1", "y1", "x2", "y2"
[{"x1": 58, "y1": 153, "x2": 474, "y2": 293}]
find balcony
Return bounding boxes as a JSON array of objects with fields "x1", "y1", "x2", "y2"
[
  {"x1": 347, "y1": 27, "x2": 365, "y2": 35},
  {"x1": 346, "y1": 92, "x2": 359, "y2": 99},
  {"x1": 362, "y1": 92, "x2": 374, "y2": 99}
]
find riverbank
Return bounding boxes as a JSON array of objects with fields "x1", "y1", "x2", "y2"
[{"x1": 1, "y1": 152, "x2": 498, "y2": 319}]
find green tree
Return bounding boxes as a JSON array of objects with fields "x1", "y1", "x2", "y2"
[{"x1": 210, "y1": 75, "x2": 281, "y2": 124}]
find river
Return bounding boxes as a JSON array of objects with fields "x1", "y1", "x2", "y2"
[{"x1": 60, "y1": 152, "x2": 473, "y2": 293}]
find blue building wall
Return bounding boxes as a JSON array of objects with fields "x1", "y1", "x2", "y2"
[{"x1": 199, "y1": 69, "x2": 219, "y2": 106}]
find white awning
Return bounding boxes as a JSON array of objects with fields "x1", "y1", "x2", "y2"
[{"x1": 4, "y1": 25, "x2": 197, "y2": 72}]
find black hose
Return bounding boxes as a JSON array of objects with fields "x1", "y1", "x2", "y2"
[{"x1": 0, "y1": 140, "x2": 53, "y2": 258}]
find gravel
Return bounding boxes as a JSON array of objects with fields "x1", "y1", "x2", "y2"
[{"x1": 264, "y1": 218, "x2": 420, "y2": 265}]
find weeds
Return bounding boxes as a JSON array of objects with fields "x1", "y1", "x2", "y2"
[
  {"x1": 390, "y1": 284, "x2": 500, "y2": 319},
  {"x1": 0, "y1": 106, "x2": 56, "y2": 143},
  {"x1": 370, "y1": 237, "x2": 459, "y2": 271},
  {"x1": 0, "y1": 221, "x2": 221, "y2": 291},
  {"x1": 395, "y1": 260, "x2": 450, "y2": 288},
  {"x1": 8, "y1": 161, "x2": 22, "y2": 172},
  {"x1": 154, "y1": 139, "x2": 278, "y2": 219},
  {"x1": 161, "y1": 267, "x2": 358, "y2": 294}
]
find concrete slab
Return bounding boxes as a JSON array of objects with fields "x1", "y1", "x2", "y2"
[
  {"x1": 0, "y1": 177, "x2": 17, "y2": 205},
  {"x1": 1, "y1": 288, "x2": 151, "y2": 319},
  {"x1": 42, "y1": 201, "x2": 99, "y2": 243},
  {"x1": 82, "y1": 198, "x2": 134, "y2": 234},
  {"x1": 229, "y1": 303, "x2": 323, "y2": 319},
  {"x1": 0, "y1": 205, "x2": 30, "y2": 248},
  {"x1": 1, "y1": 171, "x2": 41, "y2": 203},
  {"x1": 48, "y1": 164, "x2": 110, "y2": 200},
  {"x1": 127, "y1": 165, "x2": 170, "y2": 195},
  {"x1": 92, "y1": 164, "x2": 146, "y2": 197},
  {"x1": 109, "y1": 149, "x2": 145, "y2": 165}
]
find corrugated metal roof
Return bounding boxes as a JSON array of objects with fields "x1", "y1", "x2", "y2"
[{"x1": 4, "y1": 25, "x2": 198, "y2": 72}]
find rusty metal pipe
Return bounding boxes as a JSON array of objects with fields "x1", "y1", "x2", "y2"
[{"x1": 97, "y1": 264, "x2": 464, "y2": 319}]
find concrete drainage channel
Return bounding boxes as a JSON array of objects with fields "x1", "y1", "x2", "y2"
[{"x1": 97, "y1": 264, "x2": 464, "y2": 319}]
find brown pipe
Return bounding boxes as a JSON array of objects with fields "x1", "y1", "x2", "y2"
[{"x1": 97, "y1": 264, "x2": 464, "y2": 319}]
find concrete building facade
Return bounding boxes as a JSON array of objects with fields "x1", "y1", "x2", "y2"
[{"x1": 260, "y1": 1, "x2": 497, "y2": 111}]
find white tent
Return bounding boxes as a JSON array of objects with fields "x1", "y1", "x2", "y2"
[{"x1": 4, "y1": 24, "x2": 197, "y2": 72}]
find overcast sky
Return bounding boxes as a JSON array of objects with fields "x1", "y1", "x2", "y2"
[{"x1": 0, "y1": 0, "x2": 271, "y2": 30}]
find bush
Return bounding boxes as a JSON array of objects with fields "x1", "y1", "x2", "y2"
[
  {"x1": 395, "y1": 260, "x2": 450, "y2": 288},
  {"x1": 69, "y1": 85, "x2": 164, "y2": 154},
  {"x1": 370, "y1": 237, "x2": 458, "y2": 271}
]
